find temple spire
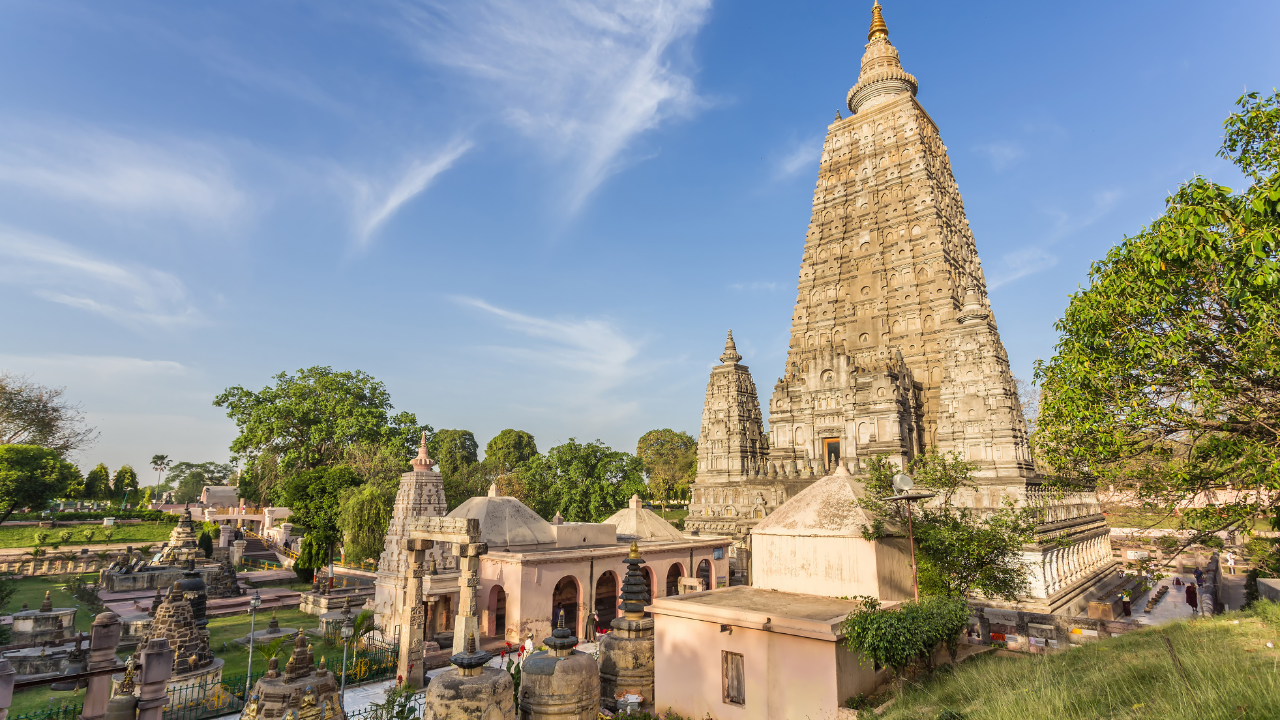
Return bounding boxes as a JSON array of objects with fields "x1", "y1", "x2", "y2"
[
  {"x1": 868, "y1": 1, "x2": 888, "y2": 42},
  {"x1": 411, "y1": 430, "x2": 433, "y2": 470},
  {"x1": 720, "y1": 330, "x2": 742, "y2": 365}
]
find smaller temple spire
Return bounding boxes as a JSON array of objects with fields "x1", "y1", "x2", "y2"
[
  {"x1": 868, "y1": 1, "x2": 889, "y2": 42},
  {"x1": 411, "y1": 431, "x2": 434, "y2": 471},
  {"x1": 720, "y1": 330, "x2": 742, "y2": 365},
  {"x1": 40, "y1": 590, "x2": 52, "y2": 613}
]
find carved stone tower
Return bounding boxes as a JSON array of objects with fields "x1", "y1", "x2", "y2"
[
  {"x1": 372, "y1": 432, "x2": 448, "y2": 633},
  {"x1": 767, "y1": 1, "x2": 1033, "y2": 481}
]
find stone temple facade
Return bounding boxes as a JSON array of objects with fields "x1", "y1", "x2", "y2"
[{"x1": 688, "y1": 2, "x2": 1114, "y2": 614}]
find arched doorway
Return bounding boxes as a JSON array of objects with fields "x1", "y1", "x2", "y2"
[
  {"x1": 665, "y1": 563, "x2": 684, "y2": 597},
  {"x1": 487, "y1": 585, "x2": 506, "y2": 638},
  {"x1": 697, "y1": 559, "x2": 712, "y2": 591},
  {"x1": 595, "y1": 571, "x2": 619, "y2": 631},
  {"x1": 552, "y1": 576, "x2": 579, "y2": 637}
]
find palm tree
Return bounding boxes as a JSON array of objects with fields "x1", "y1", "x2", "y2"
[
  {"x1": 243, "y1": 635, "x2": 291, "y2": 669},
  {"x1": 351, "y1": 610, "x2": 381, "y2": 648},
  {"x1": 150, "y1": 455, "x2": 171, "y2": 487}
]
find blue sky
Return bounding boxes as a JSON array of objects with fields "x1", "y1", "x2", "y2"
[{"x1": 2, "y1": 0, "x2": 1277, "y2": 475}]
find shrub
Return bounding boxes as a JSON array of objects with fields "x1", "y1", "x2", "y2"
[{"x1": 839, "y1": 595, "x2": 970, "y2": 676}]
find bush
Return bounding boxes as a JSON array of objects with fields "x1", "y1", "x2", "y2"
[
  {"x1": 839, "y1": 595, "x2": 970, "y2": 676},
  {"x1": 6, "y1": 509, "x2": 176, "y2": 522}
]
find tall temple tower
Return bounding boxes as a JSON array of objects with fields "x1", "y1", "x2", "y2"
[
  {"x1": 689, "y1": 3, "x2": 1114, "y2": 613},
  {"x1": 768, "y1": 1, "x2": 1033, "y2": 480}
]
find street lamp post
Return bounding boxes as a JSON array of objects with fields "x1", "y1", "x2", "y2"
[
  {"x1": 885, "y1": 473, "x2": 936, "y2": 603},
  {"x1": 339, "y1": 602, "x2": 355, "y2": 709},
  {"x1": 245, "y1": 591, "x2": 262, "y2": 700}
]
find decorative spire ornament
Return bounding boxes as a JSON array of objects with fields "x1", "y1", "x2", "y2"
[
  {"x1": 720, "y1": 330, "x2": 742, "y2": 365},
  {"x1": 868, "y1": 0, "x2": 888, "y2": 41}
]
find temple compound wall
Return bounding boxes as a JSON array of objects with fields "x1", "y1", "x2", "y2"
[{"x1": 688, "y1": 2, "x2": 1112, "y2": 614}]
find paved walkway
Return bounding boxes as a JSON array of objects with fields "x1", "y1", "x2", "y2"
[{"x1": 1129, "y1": 573, "x2": 1210, "y2": 625}]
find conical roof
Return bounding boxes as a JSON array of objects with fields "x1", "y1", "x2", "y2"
[
  {"x1": 752, "y1": 464, "x2": 888, "y2": 538},
  {"x1": 602, "y1": 495, "x2": 685, "y2": 541},
  {"x1": 447, "y1": 484, "x2": 556, "y2": 549}
]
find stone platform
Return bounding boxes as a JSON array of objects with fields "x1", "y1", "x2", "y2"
[
  {"x1": 104, "y1": 586, "x2": 302, "y2": 621},
  {"x1": 298, "y1": 587, "x2": 374, "y2": 616}
]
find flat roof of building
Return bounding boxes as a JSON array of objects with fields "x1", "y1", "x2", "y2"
[{"x1": 649, "y1": 586, "x2": 872, "y2": 641}]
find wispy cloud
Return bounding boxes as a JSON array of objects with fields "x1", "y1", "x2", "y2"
[
  {"x1": 974, "y1": 141, "x2": 1025, "y2": 171},
  {"x1": 776, "y1": 139, "x2": 821, "y2": 178},
  {"x1": 398, "y1": 0, "x2": 712, "y2": 212},
  {"x1": 455, "y1": 296, "x2": 641, "y2": 389},
  {"x1": 986, "y1": 248, "x2": 1059, "y2": 289},
  {"x1": 0, "y1": 228, "x2": 201, "y2": 329},
  {"x1": 729, "y1": 281, "x2": 778, "y2": 292},
  {"x1": 351, "y1": 139, "x2": 474, "y2": 247},
  {"x1": 0, "y1": 123, "x2": 246, "y2": 224}
]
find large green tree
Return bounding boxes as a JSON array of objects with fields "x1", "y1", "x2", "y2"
[
  {"x1": 429, "y1": 429, "x2": 479, "y2": 478},
  {"x1": 485, "y1": 429, "x2": 538, "y2": 473},
  {"x1": 511, "y1": 438, "x2": 647, "y2": 522},
  {"x1": 214, "y1": 367, "x2": 429, "y2": 503},
  {"x1": 279, "y1": 465, "x2": 365, "y2": 567},
  {"x1": 859, "y1": 452, "x2": 1037, "y2": 601},
  {"x1": 166, "y1": 461, "x2": 235, "y2": 504},
  {"x1": 338, "y1": 481, "x2": 397, "y2": 563},
  {"x1": 83, "y1": 463, "x2": 111, "y2": 501},
  {"x1": 111, "y1": 465, "x2": 139, "y2": 501},
  {"x1": 635, "y1": 429, "x2": 697, "y2": 512},
  {"x1": 1035, "y1": 91, "x2": 1280, "y2": 542},
  {"x1": 0, "y1": 445, "x2": 80, "y2": 525}
]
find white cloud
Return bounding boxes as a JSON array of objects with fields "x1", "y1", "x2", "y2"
[
  {"x1": 398, "y1": 0, "x2": 712, "y2": 212},
  {"x1": 776, "y1": 140, "x2": 820, "y2": 178},
  {"x1": 454, "y1": 296, "x2": 641, "y2": 389},
  {"x1": 351, "y1": 139, "x2": 474, "y2": 247},
  {"x1": 729, "y1": 281, "x2": 778, "y2": 292},
  {"x1": 986, "y1": 247, "x2": 1059, "y2": 290},
  {"x1": 0, "y1": 123, "x2": 246, "y2": 224},
  {"x1": 0, "y1": 228, "x2": 201, "y2": 329},
  {"x1": 974, "y1": 141, "x2": 1025, "y2": 171}
]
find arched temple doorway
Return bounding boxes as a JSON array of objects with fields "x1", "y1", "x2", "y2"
[
  {"x1": 487, "y1": 585, "x2": 506, "y2": 638},
  {"x1": 697, "y1": 559, "x2": 712, "y2": 591},
  {"x1": 552, "y1": 575, "x2": 580, "y2": 637},
  {"x1": 594, "y1": 571, "x2": 619, "y2": 630},
  {"x1": 665, "y1": 563, "x2": 684, "y2": 597}
]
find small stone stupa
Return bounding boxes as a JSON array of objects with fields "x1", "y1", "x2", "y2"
[
  {"x1": 519, "y1": 613, "x2": 599, "y2": 720},
  {"x1": 139, "y1": 582, "x2": 216, "y2": 676},
  {"x1": 7, "y1": 591, "x2": 77, "y2": 644},
  {"x1": 598, "y1": 542, "x2": 655, "y2": 712},
  {"x1": 206, "y1": 555, "x2": 244, "y2": 599},
  {"x1": 156, "y1": 508, "x2": 201, "y2": 565},
  {"x1": 422, "y1": 631, "x2": 515, "y2": 720},
  {"x1": 240, "y1": 630, "x2": 345, "y2": 720}
]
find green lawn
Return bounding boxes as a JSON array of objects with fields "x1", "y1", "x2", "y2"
[
  {"x1": 878, "y1": 601, "x2": 1280, "y2": 720},
  {"x1": 0, "y1": 522, "x2": 177, "y2": 550},
  {"x1": 656, "y1": 508, "x2": 688, "y2": 527},
  {"x1": 1103, "y1": 507, "x2": 1268, "y2": 533},
  {"x1": 2, "y1": 574, "x2": 98, "y2": 632}
]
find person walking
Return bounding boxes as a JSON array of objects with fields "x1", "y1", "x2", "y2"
[
  {"x1": 1226, "y1": 551, "x2": 1236, "y2": 575},
  {"x1": 1194, "y1": 567, "x2": 1204, "y2": 586},
  {"x1": 1185, "y1": 582, "x2": 1198, "y2": 610}
]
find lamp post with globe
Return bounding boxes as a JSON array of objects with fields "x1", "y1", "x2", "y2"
[
  {"x1": 245, "y1": 590, "x2": 262, "y2": 699},
  {"x1": 339, "y1": 602, "x2": 355, "y2": 709},
  {"x1": 884, "y1": 472, "x2": 936, "y2": 602}
]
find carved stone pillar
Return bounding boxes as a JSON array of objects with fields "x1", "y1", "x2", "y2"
[
  {"x1": 136, "y1": 639, "x2": 174, "y2": 720},
  {"x1": 397, "y1": 539, "x2": 432, "y2": 689},
  {"x1": 0, "y1": 658, "x2": 15, "y2": 720},
  {"x1": 80, "y1": 613, "x2": 123, "y2": 720},
  {"x1": 453, "y1": 541, "x2": 488, "y2": 655}
]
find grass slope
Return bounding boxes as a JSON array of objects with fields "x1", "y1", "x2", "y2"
[
  {"x1": 0, "y1": 523, "x2": 177, "y2": 550},
  {"x1": 882, "y1": 601, "x2": 1280, "y2": 720}
]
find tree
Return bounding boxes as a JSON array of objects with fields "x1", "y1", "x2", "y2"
[
  {"x1": 485, "y1": 430, "x2": 538, "y2": 473},
  {"x1": 167, "y1": 461, "x2": 235, "y2": 504},
  {"x1": 341, "y1": 441, "x2": 411, "y2": 488},
  {"x1": 0, "y1": 445, "x2": 78, "y2": 524},
  {"x1": 511, "y1": 439, "x2": 647, "y2": 522},
  {"x1": 839, "y1": 595, "x2": 969, "y2": 677},
  {"x1": 83, "y1": 463, "x2": 112, "y2": 501},
  {"x1": 635, "y1": 429, "x2": 698, "y2": 512},
  {"x1": 279, "y1": 465, "x2": 365, "y2": 567},
  {"x1": 214, "y1": 367, "x2": 430, "y2": 503},
  {"x1": 858, "y1": 451, "x2": 1037, "y2": 601},
  {"x1": 1035, "y1": 91, "x2": 1280, "y2": 544},
  {"x1": 0, "y1": 371, "x2": 97, "y2": 455},
  {"x1": 338, "y1": 481, "x2": 397, "y2": 563},
  {"x1": 111, "y1": 465, "x2": 139, "y2": 501},
  {"x1": 150, "y1": 455, "x2": 171, "y2": 487},
  {"x1": 429, "y1": 429, "x2": 479, "y2": 479}
]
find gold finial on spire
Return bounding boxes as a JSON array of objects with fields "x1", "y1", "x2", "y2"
[
  {"x1": 868, "y1": 1, "x2": 889, "y2": 42},
  {"x1": 628, "y1": 540, "x2": 641, "y2": 561}
]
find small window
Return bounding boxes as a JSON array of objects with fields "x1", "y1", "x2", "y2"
[
  {"x1": 722, "y1": 651, "x2": 745, "y2": 706},
  {"x1": 713, "y1": 548, "x2": 725, "y2": 560}
]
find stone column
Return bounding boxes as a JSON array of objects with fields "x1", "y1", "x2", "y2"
[
  {"x1": 0, "y1": 658, "x2": 15, "y2": 720},
  {"x1": 397, "y1": 539, "x2": 431, "y2": 690},
  {"x1": 599, "y1": 543, "x2": 655, "y2": 713},
  {"x1": 80, "y1": 613, "x2": 123, "y2": 720},
  {"x1": 453, "y1": 541, "x2": 488, "y2": 655},
  {"x1": 136, "y1": 639, "x2": 174, "y2": 720},
  {"x1": 231, "y1": 540, "x2": 247, "y2": 567}
]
